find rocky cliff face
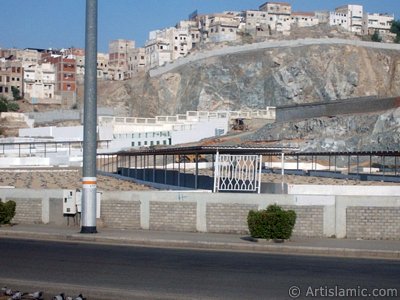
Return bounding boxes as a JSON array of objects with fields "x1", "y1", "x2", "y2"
[
  {"x1": 243, "y1": 108, "x2": 400, "y2": 152},
  {"x1": 80, "y1": 30, "x2": 400, "y2": 152},
  {"x1": 93, "y1": 42, "x2": 400, "y2": 117}
]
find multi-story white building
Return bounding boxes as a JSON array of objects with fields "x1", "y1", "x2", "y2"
[
  {"x1": 291, "y1": 12, "x2": 319, "y2": 28},
  {"x1": 0, "y1": 48, "x2": 41, "y2": 69},
  {"x1": 177, "y1": 20, "x2": 201, "y2": 49},
  {"x1": 145, "y1": 33, "x2": 172, "y2": 70},
  {"x1": 258, "y1": 1, "x2": 292, "y2": 33},
  {"x1": 207, "y1": 13, "x2": 242, "y2": 43},
  {"x1": 108, "y1": 39, "x2": 135, "y2": 80},
  {"x1": 128, "y1": 48, "x2": 146, "y2": 75},
  {"x1": 145, "y1": 26, "x2": 193, "y2": 70},
  {"x1": 362, "y1": 13, "x2": 394, "y2": 35},
  {"x1": 330, "y1": 5, "x2": 363, "y2": 34},
  {"x1": 245, "y1": 10, "x2": 275, "y2": 35},
  {"x1": 23, "y1": 62, "x2": 59, "y2": 104},
  {"x1": 0, "y1": 58, "x2": 24, "y2": 100},
  {"x1": 74, "y1": 52, "x2": 110, "y2": 81}
]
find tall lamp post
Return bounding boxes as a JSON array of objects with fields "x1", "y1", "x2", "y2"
[{"x1": 81, "y1": 0, "x2": 98, "y2": 233}]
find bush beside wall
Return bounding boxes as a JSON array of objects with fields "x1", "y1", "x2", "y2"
[
  {"x1": 247, "y1": 204, "x2": 296, "y2": 240},
  {"x1": 0, "y1": 200, "x2": 16, "y2": 224}
]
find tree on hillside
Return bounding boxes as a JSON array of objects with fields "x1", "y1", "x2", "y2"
[
  {"x1": 0, "y1": 96, "x2": 8, "y2": 112},
  {"x1": 390, "y1": 20, "x2": 400, "y2": 43},
  {"x1": 0, "y1": 96, "x2": 19, "y2": 112},
  {"x1": 11, "y1": 86, "x2": 22, "y2": 100},
  {"x1": 371, "y1": 31, "x2": 382, "y2": 42}
]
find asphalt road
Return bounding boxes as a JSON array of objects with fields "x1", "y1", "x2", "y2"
[{"x1": 0, "y1": 238, "x2": 399, "y2": 299}]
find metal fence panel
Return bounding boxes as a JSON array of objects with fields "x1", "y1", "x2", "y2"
[{"x1": 214, "y1": 153, "x2": 262, "y2": 193}]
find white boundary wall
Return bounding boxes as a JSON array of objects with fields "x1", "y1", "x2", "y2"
[
  {"x1": 1, "y1": 189, "x2": 399, "y2": 239},
  {"x1": 288, "y1": 184, "x2": 400, "y2": 196}
]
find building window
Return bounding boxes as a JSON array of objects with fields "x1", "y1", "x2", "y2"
[{"x1": 131, "y1": 142, "x2": 135, "y2": 147}]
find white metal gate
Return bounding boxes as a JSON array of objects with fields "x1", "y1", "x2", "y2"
[{"x1": 213, "y1": 153, "x2": 262, "y2": 193}]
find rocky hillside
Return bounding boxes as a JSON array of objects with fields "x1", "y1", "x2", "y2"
[
  {"x1": 241, "y1": 108, "x2": 400, "y2": 152},
  {"x1": 78, "y1": 26, "x2": 400, "y2": 118},
  {"x1": 74, "y1": 26, "x2": 400, "y2": 152}
]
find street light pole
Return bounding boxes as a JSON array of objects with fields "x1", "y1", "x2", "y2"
[{"x1": 81, "y1": 0, "x2": 98, "y2": 233}]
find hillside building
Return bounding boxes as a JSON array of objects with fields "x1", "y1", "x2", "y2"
[
  {"x1": 41, "y1": 50, "x2": 77, "y2": 107},
  {"x1": 362, "y1": 13, "x2": 394, "y2": 35},
  {"x1": 145, "y1": 33, "x2": 172, "y2": 70},
  {"x1": 0, "y1": 58, "x2": 24, "y2": 100},
  {"x1": 291, "y1": 12, "x2": 319, "y2": 28},
  {"x1": 145, "y1": 26, "x2": 194, "y2": 70},
  {"x1": 0, "y1": 48, "x2": 41, "y2": 68},
  {"x1": 23, "y1": 62, "x2": 58, "y2": 104},
  {"x1": 206, "y1": 13, "x2": 241, "y2": 43},
  {"x1": 127, "y1": 48, "x2": 146, "y2": 75},
  {"x1": 73, "y1": 51, "x2": 110, "y2": 81},
  {"x1": 97, "y1": 52, "x2": 110, "y2": 80},
  {"x1": 177, "y1": 20, "x2": 201, "y2": 49},
  {"x1": 258, "y1": 1, "x2": 292, "y2": 32},
  {"x1": 108, "y1": 39, "x2": 135, "y2": 80},
  {"x1": 244, "y1": 10, "x2": 274, "y2": 36},
  {"x1": 330, "y1": 4, "x2": 363, "y2": 34}
]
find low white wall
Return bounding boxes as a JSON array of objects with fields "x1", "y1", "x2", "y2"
[
  {"x1": 171, "y1": 117, "x2": 229, "y2": 145},
  {"x1": 1, "y1": 189, "x2": 399, "y2": 239},
  {"x1": 0, "y1": 157, "x2": 50, "y2": 167},
  {"x1": 288, "y1": 184, "x2": 400, "y2": 196}
]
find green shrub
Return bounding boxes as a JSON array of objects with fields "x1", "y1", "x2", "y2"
[
  {"x1": 0, "y1": 200, "x2": 16, "y2": 225},
  {"x1": 247, "y1": 204, "x2": 296, "y2": 240},
  {"x1": 0, "y1": 97, "x2": 8, "y2": 112},
  {"x1": 7, "y1": 101, "x2": 20, "y2": 112}
]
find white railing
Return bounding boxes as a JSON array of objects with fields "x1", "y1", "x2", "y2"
[{"x1": 98, "y1": 107, "x2": 276, "y2": 126}]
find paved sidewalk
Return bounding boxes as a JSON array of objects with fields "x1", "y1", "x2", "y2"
[{"x1": 0, "y1": 224, "x2": 399, "y2": 260}]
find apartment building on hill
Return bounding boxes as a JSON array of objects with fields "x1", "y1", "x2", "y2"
[
  {"x1": 206, "y1": 13, "x2": 242, "y2": 43},
  {"x1": 291, "y1": 12, "x2": 319, "y2": 28},
  {"x1": 23, "y1": 62, "x2": 58, "y2": 104},
  {"x1": 329, "y1": 4, "x2": 363, "y2": 33},
  {"x1": 108, "y1": 39, "x2": 135, "y2": 80},
  {"x1": 258, "y1": 1, "x2": 292, "y2": 32},
  {"x1": 362, "y1": 13, "x2": 395, "y2": 35},
  {"x1": 41, "y1": 50, "x2": 77, "y2": 107},
  {"x1": 145, "y1": 25, "x2": 195, "y2": 69},
  {"x1": 0, "y1": 58, "x2": 24, "y2": 100}
]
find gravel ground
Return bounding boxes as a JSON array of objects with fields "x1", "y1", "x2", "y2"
[{"x1": 0, "y1": 168, "x2": 152, "y2": 191}]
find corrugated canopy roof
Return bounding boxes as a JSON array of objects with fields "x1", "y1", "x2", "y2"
[{"x1": 115, "y1": 145, "x2": 299, "y2": 156}]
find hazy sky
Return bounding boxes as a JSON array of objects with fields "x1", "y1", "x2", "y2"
[{"x1": 1, "y1": 0, "x2": 398, "y2": 53}]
